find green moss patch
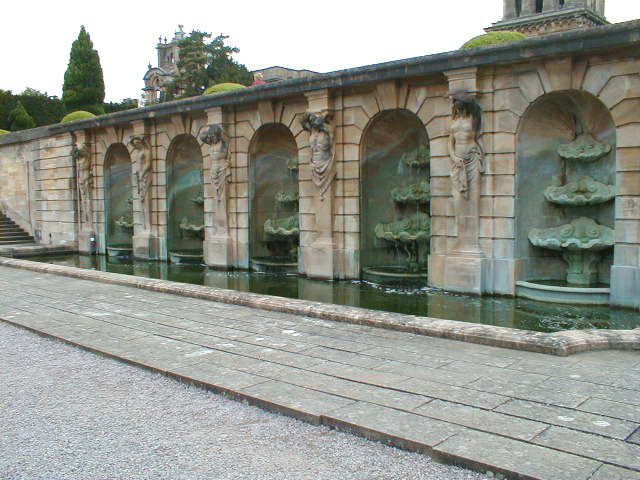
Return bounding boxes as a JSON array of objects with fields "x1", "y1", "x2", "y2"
[
  {"x1": 203, "y1": 83, "x2": 247, "y2": 95},
  {"x1": 461, "y1": 31, "x2": 527, "y2": 49},
  {"x1": 0, "y1": 129, "x2": 9, "y2": 135},
  {"x1": 61, "y1": 110, "x2": 96, "y2": 123}
]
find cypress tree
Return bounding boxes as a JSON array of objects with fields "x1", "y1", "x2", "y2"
[
  {"x1": 62, "y1": 26, "x2": 105, "y2": 115},
  {"x1": 7, "y1": 101, "x2": 36, "y2": 131}
]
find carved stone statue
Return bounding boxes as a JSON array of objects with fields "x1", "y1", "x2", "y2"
[
  {"x1": 200, "y1": 124, "x2": 231, "y2": 203},
  {"x1": 301, "y1": 112, "x2": 335, "y2": 198},
  {"x1": 448, "y1": 94, "x2": 484, "y2": 253},
  {"x1": 73, "y1": 142, "x2": 92, "y2": 226},
  {"x1": 128, "y1": 135, "x2": 152, "y2": 232},
  {"x1": 448, "y1": 94, "x2": 484, "y2": 199}
]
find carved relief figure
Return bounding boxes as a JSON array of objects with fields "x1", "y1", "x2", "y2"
[
  {"x1": 448, "y1": 94, "x2": 485, "y2": 253},
  {"x1": 301, "y1": 112, "x2": 335, "y2": 198},
  {"x1": 128, "y1": 135, "x2": 152, "y2": 232},
  {"x1": 448, "y1": 94, "x2": 484, "y2": 199},
  {"x1": 73, "y1": 142, "x2": 92, "y2": 226},
  {"x1": 200, "y1": 124, "x2": 231, "y2": 202}
]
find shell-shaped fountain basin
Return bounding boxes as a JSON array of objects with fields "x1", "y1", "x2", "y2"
[
  {"x1": 391, "y1": 181, "x2": 431, "y2": 204},
  {"x1": 529, "y1": 217, "x2": 613, "y2": 252},
  {"x1": 544, "y1": 176, "x2": 615, "y2": 206},
  {"x1": 557, "y1": 133, "x2": 611, "y2": 162},
  {"x1": 264, "y1": 214, "x2": 300, "y2": 238},
  {"x1": 375, "y1": 212, "x2": 431, "y2": 243}
]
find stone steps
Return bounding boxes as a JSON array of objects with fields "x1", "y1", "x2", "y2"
[{"x1": 0, "y1": 212, "x2": 35, "y2": 246}]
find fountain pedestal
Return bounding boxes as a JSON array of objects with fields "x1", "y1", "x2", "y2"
[{"x1": 528, "y1": 217, "x2": 614, "y2": 287}]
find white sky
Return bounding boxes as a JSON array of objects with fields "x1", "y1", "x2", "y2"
[{"x1": 3, "y1": 1, "x2": 640, "y2": 102}]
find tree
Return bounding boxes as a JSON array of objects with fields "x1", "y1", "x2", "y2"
[
  {"x1": 7, "y1": 101, "x2": 36, "y2": 131},
  {"x1": 18, "y1": 88, "x2": 65, "y2": 126},
  {"x1": 166, "y1": 31, "x2": 252, "y2": 100},
  {"x1": 62, "y1": 26, "x2": 105, "y2": 115},
  {"x1": 104, "y1": 98, "x2": 139, "y2": 114},
  {"x1": 0, "y1": 90, "x2": 16, "y2": 131}
]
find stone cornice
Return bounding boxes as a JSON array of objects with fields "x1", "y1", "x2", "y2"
[{"x1": 2, "y1": 19, "x2": 639, "y2": 146}]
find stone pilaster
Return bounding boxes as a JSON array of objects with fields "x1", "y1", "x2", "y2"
[
  {"x1": 74, "y1": 129, "x2": 96, "y2": 254},
  {"x1": 130, "y1": 120, "x2": 162, "y2": 260},
  {"x1": 202, "y1": 107, "x2": 234, "y2": 269},
  {"x1": 301, "y1": 89, "x2": 337, "y2": 280},
  {"x1": 436, "y1": 68, "x2": 492, "y2": 295}
]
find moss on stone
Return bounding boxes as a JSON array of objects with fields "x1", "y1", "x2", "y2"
[
  {"x1": 0, "y1": 129, "x2": 9, "y2": 135},
  {"x1": 461, "y1": 31, "x2": 527, "y2": 49},
  {"x1": 61, "y1": 110, "x2": 96, "y2": 123},
  {"x1": 203, "y1": 83, "x2": 247, "y2": 95}
]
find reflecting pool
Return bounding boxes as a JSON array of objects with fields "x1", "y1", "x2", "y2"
[{"x1": 27, "y1": 254, "x2": 640, "y2": 334}]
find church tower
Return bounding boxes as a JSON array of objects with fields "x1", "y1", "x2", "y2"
[{"x1": 486, "y1": 0, "x2": 608, "y2": 36}]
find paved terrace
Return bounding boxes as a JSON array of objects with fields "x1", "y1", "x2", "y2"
[{"x1": 0, "y1": 262, "x2": 639, "y2": 480}]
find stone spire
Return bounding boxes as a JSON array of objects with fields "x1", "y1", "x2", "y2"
[{"x1": 487, "y1": 0, "x2": 608, "y2": 36}]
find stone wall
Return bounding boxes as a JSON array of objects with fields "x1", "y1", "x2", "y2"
[
  {"x1": 0, "y1": 140, "x2": 35, "y2": 234},
  {"x1": 1, "y1": 21, "x2": 638, "y2": 307}
]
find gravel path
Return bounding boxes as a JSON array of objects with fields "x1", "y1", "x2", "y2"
[{"x1": 0, "y1": 321, "x2": 489, "y2": 480}]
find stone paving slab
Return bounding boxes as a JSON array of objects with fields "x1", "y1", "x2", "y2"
[
  {"x1": 533, "y1": 426, "x2": 640, "y2": 471},
  {"x1": 433, "y1": 430, "x2": 602, "y2": 480},
  {"x1": 495, "y1": 399, "x2": 639, "y2": 439},
  {"x1": 1, "y1": 264, "x2": 640, "y2": 479},
  {"x1": 323, "y1": 402, "x2": 464, "y2": 451},
  {"x1": 466, "y1": 377, "x2": 590, "y2": 408},
  {"x1": 414, "y1": 400, "x2": 549, "y2": 442},
  {"x1": 591, "y1": 465, "x2": 640, "y2": 480},
  {"x1": 2, "y1": 256, "x2": 638, "y2": 356}
]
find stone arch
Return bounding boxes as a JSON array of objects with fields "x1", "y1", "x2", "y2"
[
  {"x1": 247, "y1": 123, "x2": 299, "y2": 271},
  {"x1": 103, "y1": 143, "x2": 133, "y2": 255},
  {"x1": 358, "y1": 108, "x2": 431, "y2": 284},
  {"x1": 515, "y1": 90, "x2": 616, "y2": 284},
  {"x1": 165, "y1": 133, "x2": 204, "y2": 262}
]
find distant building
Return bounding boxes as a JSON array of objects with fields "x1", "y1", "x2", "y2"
[
  {"x1": 486, "y1": 0, "x2": 608, "y2": 36},
  {"x1": 142, "y1": 27, "x2": 318, "y2": 105},
  {"x1": 142, "y1": 26, "x2": 185, "y2": 106}
]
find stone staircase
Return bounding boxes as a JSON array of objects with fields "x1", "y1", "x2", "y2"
[{"x1": 0, "y1": 212, "x2": 35, "y2": 246}]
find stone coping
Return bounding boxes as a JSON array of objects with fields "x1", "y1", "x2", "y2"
[
  {"x1": 1, "y1": 256, "x2": 638, "y2": 357},
  {"x1": 1, "y1": 20, "x2": 639, "y2": 146}
]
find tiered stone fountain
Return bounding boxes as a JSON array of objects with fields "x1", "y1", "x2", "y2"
[
  {"x1": 521, "y1": 130, "x2": 615, "y2": 304},
  {"x1": 363, "y1": 145, "x2": 431, "y2": 286},
  {"x1": 251, "y1": 156, "x2": 299, "y2": 273}
]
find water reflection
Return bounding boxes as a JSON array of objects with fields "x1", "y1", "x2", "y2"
[{"x1": 31, "y1": 254, "x2": 639, "y2": 333}]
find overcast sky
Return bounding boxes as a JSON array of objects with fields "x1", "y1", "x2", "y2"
[{"x1": 4, "y1": 0, "x2": 640, "y2": 102}]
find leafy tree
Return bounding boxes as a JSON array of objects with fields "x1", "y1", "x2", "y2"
[
  {"x1": 104, "y1": 98, "x2": 139, "y2": 114},
  {"x1": 0, "y1": 90, "x2": 17, "y2": 131},
  {"x1": 62, "y1": 26, "x2": 105, "y2": 115},
  {"x1": 7, "y1": 101, "x2": 36, "y2": 131},
  {"x1": 166, "y1": 31, "x2": 252, "y2": 100},
  {"x1": 18, "y1": 88, "x2": 65, "y2": 126}
]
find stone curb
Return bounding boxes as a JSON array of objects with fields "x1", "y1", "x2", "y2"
[
  {"x1": 1, "y1": 256, "x2": 638, "y2": 356},
  {"x1": 0, "y1": 317, "x2": 552, "y2": 480}
]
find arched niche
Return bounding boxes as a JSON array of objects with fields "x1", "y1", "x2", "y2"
[
  {"x1": 516, "y1": 90, "x2": 616, "y2": 284},
  {"x1": 359, "y1": 109, "x2": 431, "y2": 285},
  {"x1": 104, "y1": 143, "x2": 133, "y2": 254},
  {"x1": 248, "y1": 123, "x2": 299, "y2": 272},
  {"x1": 166, "y1": 134, "x2": 204, "y2": 263}
]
